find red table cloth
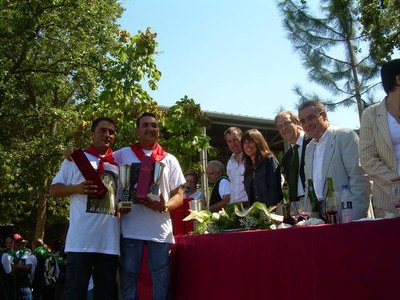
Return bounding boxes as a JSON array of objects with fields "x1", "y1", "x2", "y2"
[{"x1": 140, "y1": 217, "x2": 400, "y2": 300}]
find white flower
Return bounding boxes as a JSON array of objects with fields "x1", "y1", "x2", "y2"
[
  {"x1": 239, "y1": 215, "x2": 258, "y2": 229},
  {"x1": 211, "y1": 212, "x2": 220, "y2": 221}
]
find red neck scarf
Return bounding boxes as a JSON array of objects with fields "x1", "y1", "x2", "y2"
[
  {"x1": 130, "y1": 142, "x2": 168, "y2": 162},
  {"x1": 85, "y1": 145, "x2": 118, "y2": 174}
]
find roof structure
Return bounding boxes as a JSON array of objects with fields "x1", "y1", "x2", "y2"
[{"x1": 204, "y1": 110, "x2": 285, "y2": 164}]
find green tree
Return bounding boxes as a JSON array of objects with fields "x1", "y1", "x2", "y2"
[
  {"x1": 162, "y1": 96, "x2": 215, "y2": 173},
  {"x1": 75, "y1": 27, "x2": 161, "y2": 150},
  {"x1": 358, "y1": 0, "x2": 400, "y2": 63},
  {"x1": 0, "y1": 1, "x2": 160, "y2": 240},
  {"x1": 0, "y1": 0, "x2": 212, "y2": 243},
  {"x1": 277, "y1": 0, "x2": 380, "y2": 120}
]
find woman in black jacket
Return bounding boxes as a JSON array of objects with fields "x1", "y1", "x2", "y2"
[{"x1": 241, "y1": 129, "x2": 283, "y2": 207}]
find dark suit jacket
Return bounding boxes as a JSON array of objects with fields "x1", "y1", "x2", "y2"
[{"x1": 282, "y1": 135, "x2": 311, "y2": 195}]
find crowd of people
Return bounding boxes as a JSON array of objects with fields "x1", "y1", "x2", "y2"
[
  {"x1": 1, "y1": 234, "x2": 66, "y2": 300},
  {"x1": 2, "y1": 58, "x2": 400, "y2": 299}
]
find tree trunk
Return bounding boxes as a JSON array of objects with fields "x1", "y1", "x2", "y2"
[{"x1": 34, "y1": 179, "x2": 48, "y2": 239}]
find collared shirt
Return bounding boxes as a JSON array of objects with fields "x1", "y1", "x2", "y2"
[
  {"x1": 226, "y1": 153, "x2": 248, "y2": 203},
  {"x1": 312, "y1": 126, "x2": 332, "y2": 199},
  {"x1": 291, "y1": 131, "x2": 305, "y2": 197},
  {"x1": 387, "y1": 112, "x2": 400, "y2": 174}
]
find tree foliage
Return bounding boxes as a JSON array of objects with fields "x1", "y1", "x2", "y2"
[
  {"x1": 162, "y1": 96, "x2": 215, "y2": 173},
  {"x1": 358, "y1": 0, "x2": 400, "y2": 63},
  {"x1": 0, "y1": 0, "x2": 126, "y2": 239},
  {"x1": 0, "y1": 1, "x2": 145, "y2": 240},
  {"x1": 0, "y1": 1, "x2": 212, "y2": 243},
  {"x1": 72, "y1": 28, "x2": 161, "y2": 150},
  {"x1": 277, "y1": 0, "x2": 380, "y2": 120}
]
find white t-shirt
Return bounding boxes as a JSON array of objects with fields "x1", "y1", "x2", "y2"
[
  {"x1": 218, "y1": 178, "x2": 231, "y2": 199},
  {"x1": 1, "y1": 252, "x2": 13, "y2": 274},
  {"x1": 113, "y1": 147, "x2": 185, "y2": 244},
  {"x1": 51, "y1": 153, "x2": 120, "y2": 255}
]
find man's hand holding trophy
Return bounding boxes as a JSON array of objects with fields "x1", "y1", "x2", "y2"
[{"x1": 117, "y1": 160, "x2": 166, "y2": 215}]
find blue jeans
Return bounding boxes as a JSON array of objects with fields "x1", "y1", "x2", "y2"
[
  {"x1": 18, "y1": 287, "x2": 32, "y2": 300},
  {"x1": 119, "y1": 238, "x2": 171, "y2": 300},
  {"x1": 63, "y1": 252, "x2": 118, "y2": 300}
]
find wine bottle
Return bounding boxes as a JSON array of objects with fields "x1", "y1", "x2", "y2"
[
  {"x1": 307, "y1": 179, "x2": 319, "y2": 218},
  {"x1": 325, "y1": 177, "x2": 339, "y2": 224}
]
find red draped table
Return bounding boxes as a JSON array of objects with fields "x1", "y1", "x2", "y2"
[{"x1": 140, "y1": 217, "x2": 400, "y2": 300}]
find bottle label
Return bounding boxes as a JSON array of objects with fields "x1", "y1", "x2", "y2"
[
  {"x1": 341, "y1": 212, "x2": 353, "y2": 223},
  {"x1": 341, "y1": 203, "x2": 353, "y2": 223},
  {"x1": 341, "y1": 201, "x2": 352, "y2": 209}
]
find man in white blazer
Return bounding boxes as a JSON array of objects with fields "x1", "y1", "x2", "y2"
[{"x1": 298, "y1": 100, "x2": 371, "y2": 220}]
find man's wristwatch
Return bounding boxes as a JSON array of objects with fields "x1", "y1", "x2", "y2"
[{"x1": 160, "y1": 204, "x2": 169, "y2": 213}]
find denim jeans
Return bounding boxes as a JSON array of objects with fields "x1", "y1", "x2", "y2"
[
  {"x1": 119, "y1": 238, "x2": 171, "y2": 300},
  {"x1": 18, "y1": 287, "x2": 32, "y2": 300},
  {"x1": 63, "y1": 252, "x2": 118, "y2": 300}
]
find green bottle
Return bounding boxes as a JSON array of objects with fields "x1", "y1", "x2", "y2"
[
  {"x1": 325, "y1": 177, "x2": 338, "y2": 224},
  {"x1": 307, "y1": 179, "x2": 319, "y2": 218}
]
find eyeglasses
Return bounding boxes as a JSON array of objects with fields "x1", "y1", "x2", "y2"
[{"x1": 299, "y1": 112, "x2": 323, "y2": 125}]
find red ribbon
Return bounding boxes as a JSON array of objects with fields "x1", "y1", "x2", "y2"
[
  {"x1": 130, "y1": 142, "x2": 168, "y2": 162},
  {"x1": 85, "y1": 145, "x2": 118, "y2": 174}
]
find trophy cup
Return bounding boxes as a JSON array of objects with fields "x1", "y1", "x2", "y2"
[
  {"x1": 118, "y1": 164, "x2": 133, "y2": 209},
  {"x1": 189, "y1": 199, "x2": 201, "y2": 212},
  {"x1": 148, "y1": 162, "x2": 165, "y2": 201}
]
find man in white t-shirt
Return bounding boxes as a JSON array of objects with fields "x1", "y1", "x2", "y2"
[
  {"x1": 49, "y1": 117, "x2": 120, "y2": 300},
  {"x1": 113, "y1": 112, "x2": 185, "y2": 300},
  {"x1": 224, "y1": 127, "x2": 248, "y2": 206}
]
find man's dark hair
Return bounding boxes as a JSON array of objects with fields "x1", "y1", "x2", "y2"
[
  {"x1": 136, "y1": 112, "x2": 158, "y2": 128},
  {"x1": 298, "y1": 100, "x2": 326, "y2": 114},
  {"x1": 223, "y1": 127, "x2": 243, "y2": 140},
  {"x1": 91, "y1": 117, "x2": 116, "y2": 132},
  {"x1": 381, "y1": 59, "x2": 400, "y2": 94}
]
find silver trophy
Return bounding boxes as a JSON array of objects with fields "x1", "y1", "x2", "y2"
[
  {"x1": 148, "y1": 162, "x2": 165, "y2": 201},
  {"x1": 189, "y1": 199, "x2": 202, "y2": 212},
  {"x1": 118, "y1": 164, "x2": 133, "y2": 209}
]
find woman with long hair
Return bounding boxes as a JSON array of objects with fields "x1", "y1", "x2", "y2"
[{"x1": 241, "y1": 129, "x2": 283, "y2": 207}]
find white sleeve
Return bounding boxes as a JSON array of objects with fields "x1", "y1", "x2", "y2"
[
  {"x1": 51, "y1": 159, "x2": 84, "y2": 186},
  {"x1": 1, "y1": 253, "x2": 12, "y2": 274},
  {"x1": 219, "y1": 179, "x2": 231, "y2": 198}
]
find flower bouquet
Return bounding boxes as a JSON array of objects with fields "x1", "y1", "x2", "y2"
[{"x1": 183, "y1": 202, "x2": 283, "y2": 234}]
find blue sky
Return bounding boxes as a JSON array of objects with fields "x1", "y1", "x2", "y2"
[{"x1": 118, "y1": 0, "x2": 386, "y2": 129}]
